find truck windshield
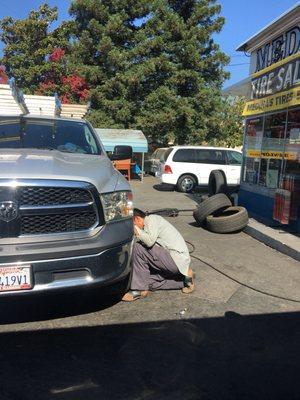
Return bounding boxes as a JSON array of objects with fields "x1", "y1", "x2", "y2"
[{"x1": 0, "y1": 118, "x2": 101, "y2": 155}]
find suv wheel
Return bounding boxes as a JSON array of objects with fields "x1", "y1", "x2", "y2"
[{"x1": 177, "y1": 175, "x2": 197, "y2": 193}]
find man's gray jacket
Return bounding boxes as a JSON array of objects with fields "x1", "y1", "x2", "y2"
[{"x1": 135, "y1": 214, "x2": 190, "y2": 276}]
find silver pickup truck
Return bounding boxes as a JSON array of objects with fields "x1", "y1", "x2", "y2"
[{"x1": 0, "y1": 115, "x2": 134, "y2": 297}]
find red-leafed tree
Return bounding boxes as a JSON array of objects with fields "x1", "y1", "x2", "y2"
[
  {"x1": 49, "y1": 47, "x2": 65, "y2": 63},
  {"x1": 0, "y1": 4, "x2": 89, "y2": 104},
  {"x1": 36, "y1": 46, "x2": 89, "y2": 104},
  {"x1": 0, "y1": 66, "x2": 9, "y2": 84}
]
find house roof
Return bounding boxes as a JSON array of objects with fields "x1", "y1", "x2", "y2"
[{"x1": 222, "y1": 77, "x2": 251, "y2": 98}]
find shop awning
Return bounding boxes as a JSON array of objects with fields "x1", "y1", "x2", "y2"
[{"x1": 95, "y1": 128, "x2": 148, "y2": 153}]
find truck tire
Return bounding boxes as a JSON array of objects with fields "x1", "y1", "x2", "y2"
[
  {"x1": 193, "y1": 193, "x2": 232, "y2": 225},
  {"x1": 206, "y1": 206, "x2": 249, "y2": 233},
  {"x1": 208, "y1": 170, "x2": 227, "y2": 195},
  {"x1": 177, "y1": 174, "x2": 197, "y2": 193}
]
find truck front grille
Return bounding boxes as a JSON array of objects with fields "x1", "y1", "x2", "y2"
[
  {"x1": 21, "y1": 211, "x2": 97, "y2": 235},
  {"x1": 19, "y1": 187, "x2": 92, "y2": 206},
  {"x1": 0, "y1": 180, "x2": 102, "y2": 239}
]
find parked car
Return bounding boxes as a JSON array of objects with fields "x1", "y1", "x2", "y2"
[
  {"x1": 147, "y1": 147, "x2": 169, "y2": 175},
  {"x1": 157, "y1": 146, "x2": 243, "y2": 192},
  {"x1": 0, "y1": 115, "x2": 133, "y2": 297}
]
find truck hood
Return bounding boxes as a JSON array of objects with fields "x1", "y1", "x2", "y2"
[{"x1": 0, "y1": 149, "x2": 129, "y2": 193}]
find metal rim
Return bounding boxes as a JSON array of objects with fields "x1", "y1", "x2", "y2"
[{"x1": 181, "y1": 177, "x2": 194, "y2": 192}]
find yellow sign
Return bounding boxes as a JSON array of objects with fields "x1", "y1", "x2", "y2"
[
  {"x1": 243, "y1": 86, "x2": 300, "y2": 116},
  {"x1": 247, "y1": 150, "x2": 297, "y2": 160}
]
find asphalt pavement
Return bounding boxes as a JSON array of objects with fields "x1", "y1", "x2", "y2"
[{"x1": 0, "y1": 176, "x2": 299, "y2": 400}]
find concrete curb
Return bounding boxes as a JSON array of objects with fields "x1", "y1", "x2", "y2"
[{"x1": 244, "y1": 219, "x2": 300, "y2": 262}]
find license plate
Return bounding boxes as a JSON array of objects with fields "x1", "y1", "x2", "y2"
[{"x1": 0, "y1": 266, "x2": 32, "y2": 292}]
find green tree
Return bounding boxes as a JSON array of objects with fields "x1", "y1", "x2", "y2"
[
  {"x1": 0, "y1": 4, "x2": 61, "y2": 93},
  {"x1": 70, "y1": 0, "x2": 229, "y2": 143},
  {"x1": 206, "y1": 96, "x2": 245, "y2": 147},
  {"x1": 1, "y1": 0, "x2": 231, "y2": 144},
  {"x1": 135, "y1": 0, "x2": 229, "y2": 144},
  {"x1": 69, "y1": 0, "x2": 150, "y2": 127},
  {"x1": 0, "y1": 7, "x2": 89, "y2": 103}
]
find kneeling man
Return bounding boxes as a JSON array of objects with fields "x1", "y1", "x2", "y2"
[{"x1": 122, "y1": 208, "x2": 195, "y2": 302}]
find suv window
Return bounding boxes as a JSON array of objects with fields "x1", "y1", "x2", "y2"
[
  {"x1": 194, "y1": 149, "x2": 211, "y2": 163},
  {"x1": 227, "y1": 151, "x2": 242, "y2": 165},
  {"x1": 208, "y1": 150, "x2": 227, "y2": 164},
  {"x1": 173, "y1": 149, "x2": 195, "y2": 162},
  {"x1": 163, "y1": 148, "x2": 173, "y2": 162},
  {"x1": 194, "y1": 149, "x2": 226, "y2": 164},
  {"x1": 155, "y1": 149, "x2": 166, "y2": 161}
]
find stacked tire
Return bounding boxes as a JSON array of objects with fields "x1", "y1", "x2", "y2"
[
  {"x1": 208, "y1": 170, "x2": 227, "y2": 196},
  {"x1": 208, "y1": 170, "x2": 239, "y2": 196},
  {"x1": 193, "y1": 193, "x2": 248, "y2": 233}
]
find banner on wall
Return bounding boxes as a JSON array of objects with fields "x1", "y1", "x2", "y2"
[
  {"x1": 251, "y1": 53, "x2": 300, "y2": 99},
  {"x1": 246, "y1": 150, "x2": 298, "y2": 160},
  {"x1": 243, "y1": 86, "x2": 300, "y2": 116}
]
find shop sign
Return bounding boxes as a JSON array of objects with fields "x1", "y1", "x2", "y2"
[
  {"x1": 243, "y1": 86, "x2": 300, "y2": 116},
  {"x1": 246, "y1": 150, "x2": 297, "y2": 160},
  {"x1": 251, "y1": 53, "x2": 300, "y2": 99},
  {"x1": 255, "y1": 26, "x2": 300, "y2": 72}
]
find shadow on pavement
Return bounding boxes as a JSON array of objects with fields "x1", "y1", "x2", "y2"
[
  {"x1": 0, "y1": 311, "x2": 299, "y2": 399},
  {"x1": 0, "y1": 288, "x2": 120, "y2": 324},
  {"x1": 153, "y1": 183, "x2": 174, "y2": 192}
]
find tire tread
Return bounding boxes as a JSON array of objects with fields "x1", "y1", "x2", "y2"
[{"x1": 193, "y1": 193, "x2": 232, "y2": 225}]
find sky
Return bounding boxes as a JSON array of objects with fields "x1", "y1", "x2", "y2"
[{"x1": 0, "y1": 0, "x2": 299, "y2": 88}]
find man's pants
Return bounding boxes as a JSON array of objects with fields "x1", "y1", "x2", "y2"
[{"x1": 130, "y1": 242, "x2": 185, "y2": 291}]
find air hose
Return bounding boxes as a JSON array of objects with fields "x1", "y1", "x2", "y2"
[
  {"x1": 147, "y1": 208, "x2": 300, "y2": 304},
  {"x1": 146, "y1": 208, "x2": 195, "y2": 217}
]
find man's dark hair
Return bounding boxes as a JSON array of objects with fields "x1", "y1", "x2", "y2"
[{"x1": 133, "y1": 208, "x2": 146, "y2": 218}]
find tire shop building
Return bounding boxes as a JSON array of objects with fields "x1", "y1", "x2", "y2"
[{"x1": 231, "y1": 3, "x2": 300, "y2": 233}]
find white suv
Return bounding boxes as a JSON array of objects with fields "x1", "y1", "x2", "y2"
[{"x1": 157, "y1": 146, "x2": 242, "y2": 192}]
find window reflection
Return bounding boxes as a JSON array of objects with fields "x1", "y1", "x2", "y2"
[{"x1": 242, "y1": 108, "x2": 300, "y2": 225}]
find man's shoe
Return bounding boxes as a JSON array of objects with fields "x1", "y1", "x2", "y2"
[
  {"x1": 182, "y1": 269, "x2": 195, "y2": 294},
  {"x1": 122, "y1": 290, "x2": 149, "y2": 302}
]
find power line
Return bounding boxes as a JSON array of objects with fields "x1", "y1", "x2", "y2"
[
  {"x1": 0, "y1": 0, "x2": 19, "y2": 17},
  {"x1": 228, "y1": 62, "x2": 250, "y2": 66}
]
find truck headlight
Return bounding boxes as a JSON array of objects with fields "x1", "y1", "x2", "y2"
[{"x1": 101, "y1": 191, "x2": 133, "y2": 223}]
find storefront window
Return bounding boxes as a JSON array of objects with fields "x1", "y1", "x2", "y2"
[
  {"x1": 242, "y1": 117, "x2": 263, "y2": 184},
  {"x1": 260, "y1": 112, "x2": 286, "y2": 188},
  {"x1": 279, "y1": 108, "x2": 300, "y2": 223},
  {"x1": 284, "y1": 108, "x2": 300, "y2": 170},
  {"x1": 241, "y1": 108, "x2": 299, "y2": 226}
]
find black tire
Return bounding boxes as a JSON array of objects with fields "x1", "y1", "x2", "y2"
[
  {"x1": 208, "y1": 170, "x2": 228, "y2": 195},
  {"x1": 200, "y1": 194, "x2": 210, "y2": 202},
  {"x1": 193, "y1": 193, "x2": 232, "y2": 225},
  {"x1": 206, "y1": 206, "x2": 249, "y2": 233},
  {"x1": 153, "y1": 183, "x2": 175, "y2": 192},
  {"x1": 177, "y1": 174, "x2": 197, "y2": 193}
]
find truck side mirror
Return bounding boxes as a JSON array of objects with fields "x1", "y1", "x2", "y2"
[{"x1": 110, "y1": 145, "x2": 133, "y2": 161}]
